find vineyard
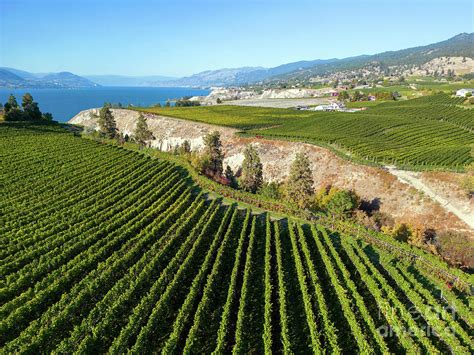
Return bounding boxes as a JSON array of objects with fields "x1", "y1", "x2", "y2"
[
  {"x1": 1, "y1": 122, "x2": 473, "y2": 353},
  {"x1": 140, "y1": 93, "x2": 474, "y2": 170}
]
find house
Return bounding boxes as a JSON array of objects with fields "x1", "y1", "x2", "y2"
[{"x1": 455, "y1": 88, "x2": 474, "y2": 97}]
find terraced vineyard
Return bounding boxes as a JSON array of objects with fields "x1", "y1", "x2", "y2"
[
  {"x1": 1, "y1": 122, "x2": 473, "y2": 353},
  {"x1": 140, "y1": 93, "x2": 474, "y2": 170}
]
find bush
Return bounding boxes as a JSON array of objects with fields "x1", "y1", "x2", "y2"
[
  {"x1": 436, "y1": 231, "x2": 474, "y2": 269},
  {"x1": 259, "y1": 182, "x2": 282, "y2": 200}
]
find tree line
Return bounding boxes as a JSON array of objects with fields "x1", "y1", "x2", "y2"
[{"x1": 1, "y1": 94, "x2": 53, "y2": 121}]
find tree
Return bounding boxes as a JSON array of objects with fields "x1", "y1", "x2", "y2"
[
  {"x1": 98, "y1": 104, "x2": 118, "y2": 139},
  {"x1": 240, "y1": 144, "x2": 263, "y2": 193},
  {"x1": 286, "y1": 152, "x2": 314, "y2": 209},
  {"x1": 391, "y1": 223, "x2": 411, "y2": 242},
  {"x1": 352, "y1": 91, "x2": 365, "y2": 102},
  {"x1": 42, "y1": 112, "x2": 53, "y2": 121},
  {"x1": 179, "y1": 140, "x2": 191, "y2": 155},
  {"x1": 216, "y1": 98, "x2": 222, "y2": 104},
  {"x1": 224, "y1": 165, "x2": 238, "y2": 188},
  {"x1": 22, "y1": 93, "x2": 42, "y2": 120},
  {"x1": 4, "y1": 107, "x2": 26, "y2": 121},
  {"x1": 134, "y1": 113, "x2": 154, "y2": 147},
  {"x1": 4, "y1": 94, "x2": 18, "y2": 113},
  {"x1": 325, "y1": 189, "x2": 359, "y2": 219},
  {"x1": 203, "y1": 131, "x2": 224, "y2": 176},
  {"x1": 338, "y1": 90, "x2": 350, "y2": 101},
  {"x1": 259, "y1": 182, "x2": 281, "y2": 199}
]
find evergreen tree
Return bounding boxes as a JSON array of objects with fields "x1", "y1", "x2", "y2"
[
  {"x1": 98, "y1": 104, "x2": 118, "y2": 139},
  {"x1": 134, "y1": 113, "x2": 154, "y2": 147},
  {"x1": 22, "y1": 93, "x2": 42, "y2": 120},
  {"x1": 203, "y1": 131, "x2": 224, "y2": 176},
  {"x1": 240, "y1": 144, "x2": 263, "y2": 193},
  {"x1": 286, "y1": 152, "x2": 314, "y2": 208},
  {"x1": 42, "y1": 112, "x2": 54, "y2": 121},
  {"x1": 179, "y1": 140, "x2": 191, "y2": 154},
  {"x1": 4, "y1": 94, "x2": 18, "y2": 113},
  {"x1": 224, "y1": 165, "x2": 238, "y2": 188}
]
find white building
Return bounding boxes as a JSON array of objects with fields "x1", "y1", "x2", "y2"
[
  {"x1": 455, "y1": 88, "x2": 474, "y2": 97},
  {"x1": 313, "y1": 102, "x2": 345, "y2": 111}
]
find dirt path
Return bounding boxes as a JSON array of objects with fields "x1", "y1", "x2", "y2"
[{"x1": 386, "y1": 166, "x2": 474, "y2": 230}]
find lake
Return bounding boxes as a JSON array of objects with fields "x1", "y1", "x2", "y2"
[{"x1": 0, "y1": 87, "x2": 210, "y2": 122}]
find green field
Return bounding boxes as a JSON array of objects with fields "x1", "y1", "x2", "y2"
[
  {"x1": 1, "y1": 122, "x2": 472, "y2": 353},
  {"x1": 139, "y1": 93, "x2": 474, "y2": 170}
]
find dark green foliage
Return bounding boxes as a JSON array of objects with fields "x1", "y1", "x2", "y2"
[
  {"x1": 22, "y1": 93, "x2": 42, "y2": 120},
  {"x1": 4, "y1": 94, "x2": 18, "y2": 113},
  {"x1": 133, "y1": 113, "x2": 154, "y2": 147},
  {"x1": 175, "y1": 99, "x2": 200, "y2": 107},
  {"x1": 325, "y1": 190, "x2": 359, "y2": 219},
  {"x1": 98, "y1": 105, "x2": 118, "y2": 139},
  {"x1": 259, "y1": 182, "x2": 281, "y2": 200},
  {"x1": 224, "y1": 165, "x2": 238, "y2": 188},
  {"x1": 179, "y1": 140, "x2": 191, "y2": 154},
  {"x1": 203, "y1": 131, "x2": 224, "y2": 176},
  {"x1": 286, "y1": 152, "x2": 314, "y2": 208},
  {"x1": 240, "y1": 144, "x2": 263, "y2": 193},
  {"x1": 42, "y1": 112, "x2": 53, "y2": 121},
  {"x1": 4, "y1": 107, "x2": 27, "y2": 121},
  {"x1": 3, "y1": 94, "x2": 49, "y2": 121}
]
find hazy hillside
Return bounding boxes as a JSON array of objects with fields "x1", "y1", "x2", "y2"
[
  {"x1": 0, "y1": 68, "x2": 99, "y2": 88},
  {"x1": 161, "y1": 67, "x2": 264, "y2": 87},
  {"x1": 84, "y1": 75, "x2": 177, "y2": 87},
  {"x1": 271, "y1": 33, "x2": 474, "y2": 81}
]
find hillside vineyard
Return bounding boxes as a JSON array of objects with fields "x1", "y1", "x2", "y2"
[
  {"x1": 143, "y1": 93, "x2": 474, "y2": 170},
  {"x1": 1, "y1": 123, "x2": 473, "y2": 353}
]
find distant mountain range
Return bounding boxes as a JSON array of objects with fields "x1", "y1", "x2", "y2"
[
  {"x1": 83, "y1": 75, "x2": 177, "y2": 87},
  {"x1": 0, "y1": 68, "x2": 99, "y2": 88},
  {"x1": 165, "y1": 33, "x2": 473, "y2": 86},
  {"x1": 1, "y1": 33, "x2": 472, "y2": 89}
]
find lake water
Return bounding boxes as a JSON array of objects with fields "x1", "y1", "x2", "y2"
[{"x1": 0, "y1": 87, "x2": 210, "y2": 122}]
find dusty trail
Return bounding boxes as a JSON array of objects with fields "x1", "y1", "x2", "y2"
[{"x1": 386, "y1": 166, "x2": 474, "y2": 230}]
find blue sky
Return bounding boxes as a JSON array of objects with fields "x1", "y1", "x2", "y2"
[{"x1": 0, "y1": 0, "x2": 472, "y2": 77}]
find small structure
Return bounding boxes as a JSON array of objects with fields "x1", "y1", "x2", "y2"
[
  {"x1": 313, "y1": 102, "x2": 345, "y2": 112},
  {"x1": 455, "y1": 88, "x2": 474, "y2": 97}
]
